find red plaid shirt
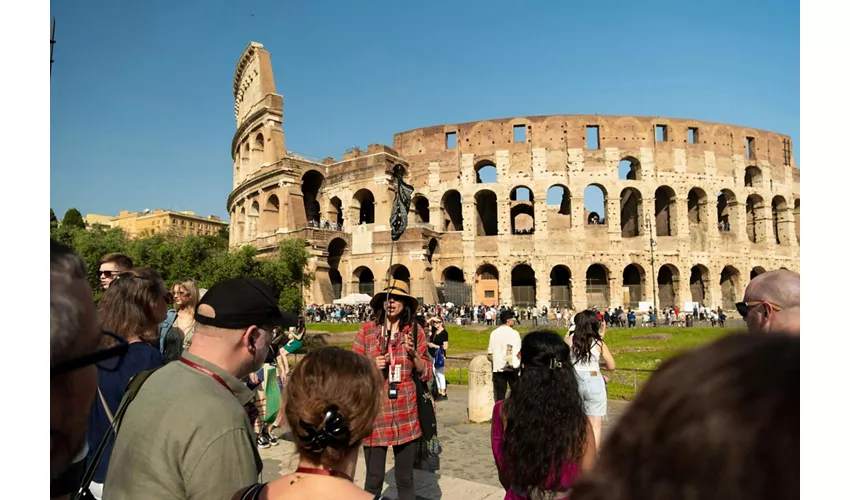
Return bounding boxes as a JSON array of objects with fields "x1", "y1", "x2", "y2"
[{"x1": 352, "y1": 320, "x2": 433, "y2": 447}]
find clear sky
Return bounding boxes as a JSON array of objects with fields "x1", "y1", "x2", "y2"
[{"x1": 49, "y1": 0, "x2": 800, "y2": 222}]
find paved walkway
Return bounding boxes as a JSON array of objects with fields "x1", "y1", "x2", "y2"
[{"x1": 259, "y1": 385, "x2": 629, "y2": 499}]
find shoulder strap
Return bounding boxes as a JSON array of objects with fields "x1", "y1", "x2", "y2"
[
  {"x1": 97, "y1": 387, "x2": 114, "y2": 423},
  {"x1": 73, "y1": 367, "x2": 163, "y2": 500}
]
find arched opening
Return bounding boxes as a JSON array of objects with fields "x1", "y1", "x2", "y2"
[
  {"x1": 441, "y1": 190, "x2": 463, "y2": 231},
  {"x1": 440, "y1": 266, "x2": 471, "y2": 305},
  {"x1": 658, "y1": 264, "x2": 679, "y2": 308},
  {"x1": 476, "y1": 264, "x2": 500, "y2": 305},
  {"x1": 242, "y1": 141, "x2": 250, "y2": 161},
  {"x1": 510, "y1": 186, "x2": 535, "y2": 235},
  {"x1": 352, "y1": 189, "x2": 376, "y2": 225},
  {"x1": 622, "y1": 264, "x2": 645, "y2": 310},
  {"x1": 327, "y1": 238, "x2": 347, "y2": 300},
  {"x1": 689, "y1": 265, "x2": 709, "y2": 305},
  {"x1": 687, "y1": 187, "x2": 709, "y2": 230},
  {"x1": 586, "y1": 264, "x2": 610, "y2": 308},
  {"x1": 413, "y1": 196, "x2": 430, "y2": 224},
  {"x1": 248, "y1": 200, "x2": 260, "y2": 238},
  {"x1": 256, "y1": 132, "x2": 265, "y2": 151},
  {"x1": 426, "y1": 238, "x2": 439, "y2": 265},
  {"x1": 547, "y1": 185, "x2": 572, "y2": 230},
  {"x1": 475, "y1": 190, "x2": 498, "y2": 236},
  {"x1": 720, "y1": 266, "x2": 741, "y2": 310},
  {"x1": 511, "y1": 264, "x2": 536, "y2": 308},
  {"x1": 750, "y1": 266, "x2": 766, "y2": 280},
  {"x1": 329, "y1": 269, "x2": 343, "y2": 300},
  {"x1": 746, "y1": 194, "x2": 766, "y2": 243},
  {"x1": 772, "y1": 196, "x2": 790, "y2": 245},
  {"x1": 330, "y1": 196, "x2": 344, "y2": 229},
  {"x1": 550, "y1": 265, "x2": 573, "y2": 309},
  {"x1": 353, "y1": 266, "x2": 375, "y2": 296},
  {"x1": 391, "y1": 264, "x2": 411, "y2": 287},
  {"x1": 584, "y1": 184, "x2": 607, "y2": 225},
  {"x1": 236, "y1": 207, "x2": 245, "y2": 242},
  {"x1": 654, "y1": 186, "x2": 677, "y2": 236},
  {"x1": 620, "y1": 188, "x2": 643, "y2": 238},
  {"x1": 260, "y1": 194, "x2": 280, "y2": 233},
  {"x1": 475, "y1": 161, "x2": 498, "y2": 184},
  {"x1": 744, "y1": 166, "x2": 762, "y2": 187},
  {"x1": 717, "y1": 189, "x2": 737, "y2": 234},
  {"x1": 794, "y1": 198, "x2": 800, "y2": 242},
  {"x1": 618, "y1": 157, "x2": 641, "y2": 180},
  {"x1": 301, "y1": 171, "x2": 324, "y2": 225}
]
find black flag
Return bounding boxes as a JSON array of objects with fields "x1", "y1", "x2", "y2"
[{"x1": 390, "y1": 164, "x2": 414, "y2": 241}]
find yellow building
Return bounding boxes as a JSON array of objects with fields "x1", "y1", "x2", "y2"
[{"x1": 87, "y1": 209, "x2": 229, "y2": 239}]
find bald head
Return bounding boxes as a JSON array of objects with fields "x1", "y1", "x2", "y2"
[{"x1": 743, "y1": 269, "x2": 800, "y2": 335}]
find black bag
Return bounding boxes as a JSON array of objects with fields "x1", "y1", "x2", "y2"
[{"x1": 412, "y1": 324, "x2": 441, "y2": 458}]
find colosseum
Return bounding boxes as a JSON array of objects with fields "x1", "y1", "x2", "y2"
[{"x1": 226, "y1": 42, "x2": 800, "y2": 312}]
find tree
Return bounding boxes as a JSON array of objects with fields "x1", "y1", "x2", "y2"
[
  {"x1": 62, "y1": 208, "x2": 86, "y2": 230},
  {"x1": 50, "y1": 208, "x2": 58, "y2": 223}
]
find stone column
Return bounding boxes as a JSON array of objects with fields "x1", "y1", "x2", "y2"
[{"x1": 468, "y1": 355, "x2": 494, "y2": 423}]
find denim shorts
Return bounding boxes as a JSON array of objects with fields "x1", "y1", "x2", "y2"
[{"x1": 575, "y1": 370, "x2": 607, "y2": 416}]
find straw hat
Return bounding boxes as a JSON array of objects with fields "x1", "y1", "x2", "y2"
[{"x1": 370, "y1": 279, "x2": 419, "y2": 311}]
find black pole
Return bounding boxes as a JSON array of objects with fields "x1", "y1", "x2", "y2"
[{"x1": 50, "y1": 17, "x2": 56, "y2": 78}]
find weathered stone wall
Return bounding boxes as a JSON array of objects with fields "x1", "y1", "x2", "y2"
[{"x1": 225, "y1": 42, "x2": 800, "y2": 310}]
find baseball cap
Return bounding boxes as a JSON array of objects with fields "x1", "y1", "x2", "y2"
[{"x1": 194, "y1": 277, "x2": 298, "y2": 330}]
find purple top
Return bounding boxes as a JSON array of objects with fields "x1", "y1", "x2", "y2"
[{"x1": 491, "y1": 400, "x2": 581, "y2": 500}]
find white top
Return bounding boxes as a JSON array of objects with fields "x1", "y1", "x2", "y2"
[
  {"x1": 569, "y1": 336, "x2": 601, "y2": 372},
  {"x1": 488, "y1": 325, "x2": 522, "y2": 373}
]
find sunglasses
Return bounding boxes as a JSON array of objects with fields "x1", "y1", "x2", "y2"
[
  {"x1": 51, "y1": 331, "x2": 129, "y2": 376},
  {"x1": 735, "y1": 301, "x2": 782, "y2": 319},
  {"x1": 97, "y1": 270, "x2": 122, "y2": 279}
]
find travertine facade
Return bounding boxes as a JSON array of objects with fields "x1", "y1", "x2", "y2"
[{"x1": 227, "y1": 42, "x2": 800, "y2": 310}]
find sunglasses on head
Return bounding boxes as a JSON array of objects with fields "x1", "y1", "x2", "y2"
[
  {"x1": 735, "y1": 301, "x2": 782, "y2": 319},
  {"x1": 51, "y1": 331, "x2": 129, "y2": 376}
]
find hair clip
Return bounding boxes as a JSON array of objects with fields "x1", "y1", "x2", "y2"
[
  {"x1": 549, "y1": 359, "x2": 563, "y2": 370},
  {"x1": 297, "y1": 405, "x2": 351, "y2": 453}
]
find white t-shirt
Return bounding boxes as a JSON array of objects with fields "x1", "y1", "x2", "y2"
[{"x1": 488, "y1": 325, "x2": 522, "y2": 373}]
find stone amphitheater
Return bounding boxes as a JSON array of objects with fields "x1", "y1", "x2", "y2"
[{"x1": 226, "y1": 42, "x2": 800, "y2": 311}]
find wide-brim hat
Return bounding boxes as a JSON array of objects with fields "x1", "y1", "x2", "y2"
[{"x1": 370, "y1": 279, "x2": 419, "y2": 311}]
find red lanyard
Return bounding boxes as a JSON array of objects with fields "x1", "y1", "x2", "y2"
[
  {"x1": 180, "y1": 357, "x2": 234, "y2": 396},
  {"x1": 294, "y1": 467, "x2": 353, "y2": 482}
]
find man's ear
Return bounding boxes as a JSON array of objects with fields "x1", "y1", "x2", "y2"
[{"x1": 242, "y1": 326, "x2": 259, "y2": 352}]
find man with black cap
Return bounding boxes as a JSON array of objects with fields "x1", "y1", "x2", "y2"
[
  {"x1": 488, "y1": 309, "x2": 522, "y2": 402},
  {"x1": 103, "y1": 277, "x2": 297, "y2": 500}
]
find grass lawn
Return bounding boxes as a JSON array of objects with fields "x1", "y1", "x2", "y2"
[{"x1": 300, "y1": 322, "x2": 734, "y2": 399}]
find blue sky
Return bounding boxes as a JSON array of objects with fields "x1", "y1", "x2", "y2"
[{"x1": 50, "y1": 0, "x2": 799, "y2": 222}]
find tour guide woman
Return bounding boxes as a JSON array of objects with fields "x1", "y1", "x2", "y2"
[{"x1": 353, "y1": 279, "x2": 433, "y2": 500}]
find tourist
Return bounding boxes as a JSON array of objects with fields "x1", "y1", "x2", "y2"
[
  {"x1": 159, "y1": 277, "x2": 201, "y2": 362},
  {"x1": 488, "y1": 310, "x2": 522, "y2": 402},
  {"x1": 492, "y1": 330, "x2": 596, "y2": 499},
  {"x1": 97, "y1": 252, "x2": 133, "y2": 290},
  {"x1": 103, "y1": 277, "x2": 297, "y2": 499},
  {"x1": 232, "y1": 347, "x2": 388, "y2": 499},
  {"x1": 86, "y1": 268, "x2": 167, "y2": 498},
  {"x1": 51, "y1": 240, "x2": 121, "y2": 499},
  {"x1": 555, "y1": 307, "x2": 563, "y2": 327},
  {"x1": 570, "y1": 333, "x2": 799, "y2": 500},
  {"x1": 567, "y1": 310, "x2": 616, "y2": 451},
  {"x1": 738, "y1": 269, "x2": 800, "y2": 335},
  {"x1": 352, "y1": 279, "x2": 432, "y2": 500},
  {"x1": 427, "y1": 317, "x2": 449, "y2": 400}
]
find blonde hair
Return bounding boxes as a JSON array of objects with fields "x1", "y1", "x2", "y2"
[{"x1": 172, "y1": 278, "x2": 200, "y2": 311}]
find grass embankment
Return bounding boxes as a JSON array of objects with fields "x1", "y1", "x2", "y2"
[{"x1": 303, "y1": 322, "x2": 734, "y2": 399}]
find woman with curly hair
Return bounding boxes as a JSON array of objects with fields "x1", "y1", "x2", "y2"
[
  {"x1": 567, "y1": 310, "x2": 616, "y2": 451},
  {"x1": 492, "y1": 330, "x2": 596, "y2": 500}
]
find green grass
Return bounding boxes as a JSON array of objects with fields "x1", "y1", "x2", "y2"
[{"x1": 305, "y1": 322, "x2": 361, "y2": 334}]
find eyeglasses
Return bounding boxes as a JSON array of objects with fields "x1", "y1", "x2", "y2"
[
  {"x1": 735, "y1": 301, "x2": 782, "y2": 319},
  {"x1": 97, "y1": 270, "x2": 122, "y2": 279},
  {"x1": 172, "y1": 290, "x2": 190, "y2": 297},
  {"x1": 51, "y1": 331, "x2": 129, "y2": 376}
]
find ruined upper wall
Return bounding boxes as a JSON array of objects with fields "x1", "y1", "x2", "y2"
[
  {"x1": 233, "y1": 42, "x2": 278, "y2": 128},
  {"x1": 393, "y1": 115, "x2": 798, "y2": 188}
]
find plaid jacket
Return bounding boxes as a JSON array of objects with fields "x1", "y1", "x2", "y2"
[{"x1": 352, "y1": 320, "x2": 433, "y2": 447}]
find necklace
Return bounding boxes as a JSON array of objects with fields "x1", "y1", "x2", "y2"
[{"x1": 292, "y1": 466, "x2": 353, "y2": 483}]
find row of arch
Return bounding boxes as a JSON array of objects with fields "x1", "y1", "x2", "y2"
[{"x1": 339, "y1": 261, "x2": 770, "y2": 311}]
